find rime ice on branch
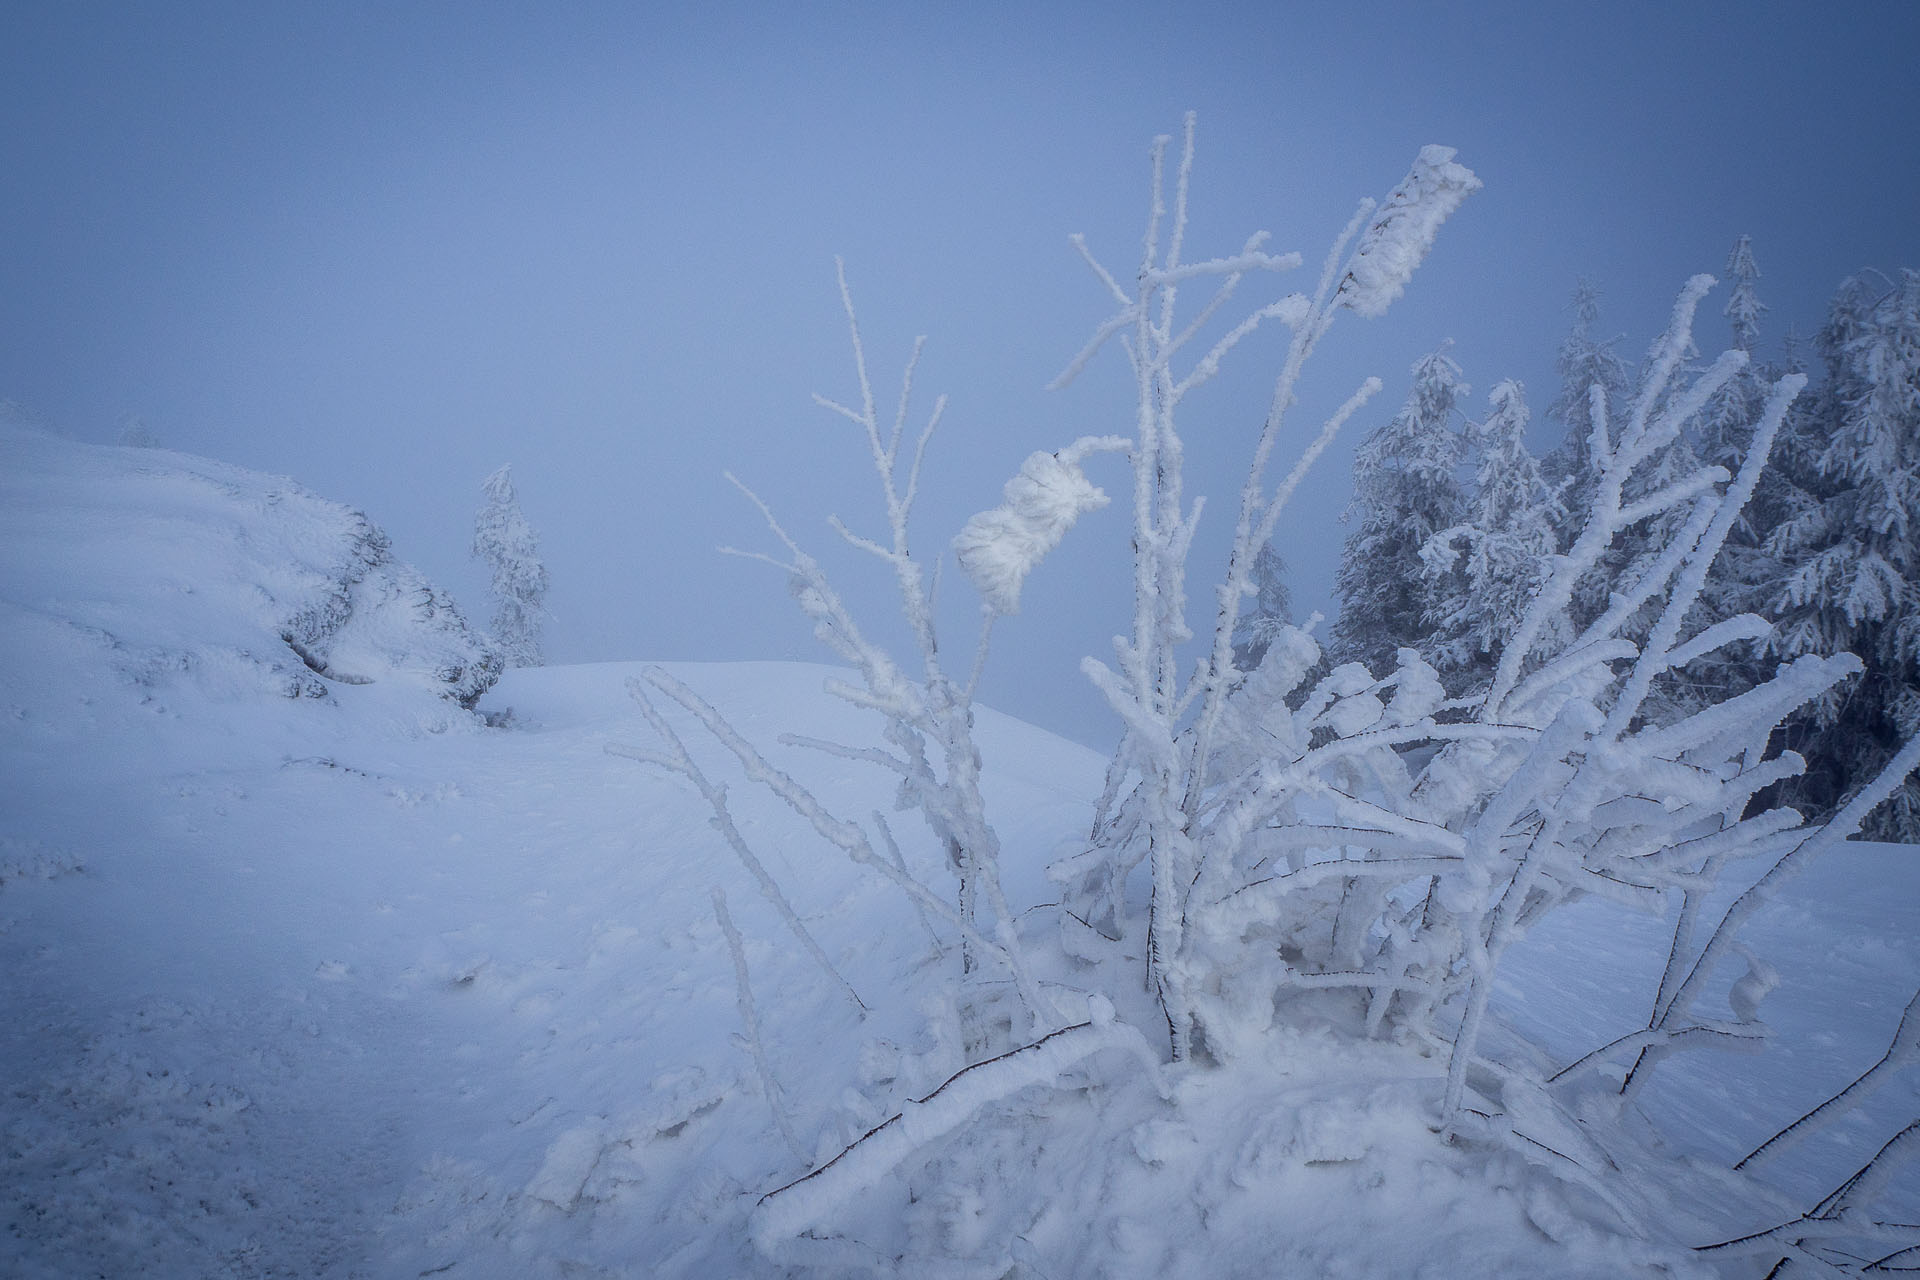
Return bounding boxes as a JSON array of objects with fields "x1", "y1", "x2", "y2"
[
  {"x1": 642, "y1": 118, "x2": 1920, "y2": 1269},
  {"x1": 1055, "y1": 116, "x2": 1480, "y2": 1061},
  {"x1": 1333, "y1": 145, "x2": 1483, "y2": 319}
]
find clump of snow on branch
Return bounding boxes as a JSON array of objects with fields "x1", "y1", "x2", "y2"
[
  {"x1": 1335, "y1": 145, "x2": 1482, "y2": 318},
  {"x1": 952, "y1": 437, "x2": 1123, "y2": 614}
]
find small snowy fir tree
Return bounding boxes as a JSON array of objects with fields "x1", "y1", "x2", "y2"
[
  {"x1": 1686, "y1": 236, "x2": 1791, "y2": 704},
  {"x1": 1697, "y1": 238, "x2": 1775, "y2": 542},
  {"x1": 1724, "y1": 234, "x2": 1768, "y2": 354},
  {"x1": 1329, "y1": 343, "x2": 1468, "y2": 684},
  {"x1": 115, "y1": 413, "x2": 162, "y2": 449},
  {"x1": 1229, "y1": 541, "x2": 1293, "y2": 669},
  {"x1": 1767, "y1": 269, "x2": 1920, "y2": 838},
  {"x1": 1544, "y1": 280, "x2": 1632, "y2": 553},
  {"x1": 1420, "y1": 379, "x2": 1563, "y2": 697},
  {"x1": 472, "y1": 464, "x2": 548, "y2": 668}
]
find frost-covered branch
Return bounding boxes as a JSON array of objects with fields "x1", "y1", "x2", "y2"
[
  {"x1": 750, "y1": 999, "x2": 1162, "y2": 1253},
  {"x1": 1699, "y1": 1121, "x2": 1920, "y2": 1276},
  {"x1": 1737, "y1": 989, "x2": 1920, "y2": 1172},
  {"x1": 614, "y1": 678, "x2": 866, "y2": 1015},
  {"x1": 713, "y1": 887, "x2": 808, "y2": 1164},
  {"x1": 639, "y1": 665, "x2": 1053, "y2": 1024},
  {"x1": 1626, "y1": 728, "x2": 1920, "y2": 1096}
]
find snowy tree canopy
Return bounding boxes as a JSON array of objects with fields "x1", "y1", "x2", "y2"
[
  {"x1": 1420, "y1": 378, "x2": 1563, "y2": 695},
  {"x1": 1767, "y1": 269, "x2": 1920, "y2": 837},
  {"x1": 1544, "y1": 280, "x2": 1632, "y2": 548},
  {"x1": 1330, "y1": 343, "x2": 1469, "y2": 684}
]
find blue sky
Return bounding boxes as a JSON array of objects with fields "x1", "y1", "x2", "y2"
[{"x1": 4, "y1": 1, "x2": 1917, "y2": 745}]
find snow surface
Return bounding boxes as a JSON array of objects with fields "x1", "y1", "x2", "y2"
[{"x1": 3, "y1": 426, "x2": 1916, "y2": 1277}]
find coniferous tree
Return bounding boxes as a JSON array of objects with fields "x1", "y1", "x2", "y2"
[
  {"x1": 1684, "y1": 237, "x2": 1790, "y2": 707},
  {"x1": 1767, "y1": 270, "x2": 1920, "y2": 838},
  {"x1": 1616, "y1": 352, "x2": 1710, "y2": 715},
  {"x1": 1544, "y1": 280, "x2": 1632, "y2": 552},
  {"x1": 116, "y1": 413, "x2": 162, "y2": 449},
  {"x1": 1420, "y1": 379, "x2": 1563, "y2": 698},
  {"x1": 472, "y1": 464, "x2": 550, "y2": 668},
  {"x1": 1542, "y1": 282, "x2": 1641, "y2": 635},
  {"x1": 1698, "y1": 239, "x2": 1773, "y2": 538},
  {"x1": 1724, "y1": 234, "x2": 1767, "y2": 354},
  {"x1": 1230, "y1": 541, "x2": 1293, "y2": 670},
  {"x1": 1330, "y1": 344, "x2": 1468, "y2": 682}
]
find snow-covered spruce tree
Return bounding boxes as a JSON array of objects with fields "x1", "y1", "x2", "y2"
[
  {"x1": 1696, "y1": 240, "x2": 1774, "y2": 587},
  {"x1": 472, "y1": 464, "x2": 549, "y2": 668},
  {"x1": 1228, "y1": 540, "x2": 1292, "y2": 669},
  {"x1": 1328, "y1": 343, "x2": 1469, "y2": 687},
  {"x1": 1766, "y1": 269, "x2": 1920, "y2": 839},
  {"x1": 1681, "y1": 236, "x2": 1792, "y2": 709},
  {"x1": 1419, "y1": 378, "x2": 1563, "y2": 698},
  {"x1": 1544, "y1": 279, "x2": 1632, "y2": 555}
]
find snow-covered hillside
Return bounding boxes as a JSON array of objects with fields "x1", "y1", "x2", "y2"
[
  {"x1": 2, "y1": 427, "x2": 1915, "y2": 1278},
  {"x1": 0, "y1": 425, "x2": 499, "y2": 727}
]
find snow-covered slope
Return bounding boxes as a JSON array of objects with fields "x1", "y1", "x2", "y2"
[
  {"x1": 2, "y1": 428, "x2": 1915, "y2": 1278},
  {"x1": 0, "y1": 424, "x2": 499, "y2": 729}
]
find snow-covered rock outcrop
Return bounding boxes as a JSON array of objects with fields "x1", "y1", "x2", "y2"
[{"x1": 0, "y1": 424, "x2": 500, "y2": 716}]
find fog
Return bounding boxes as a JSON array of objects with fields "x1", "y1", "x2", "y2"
[{"x1": 5, "y1": 1, "x2": 1916, "y2": 746}]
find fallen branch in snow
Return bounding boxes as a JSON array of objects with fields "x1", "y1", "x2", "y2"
[
  {"x1": 749, "y1": 1000, "x2": 1164, "y2": 1252},
  {"x1": 1622, "y1": 729, "x2": 1920, "y2": 1099},
  {"x1": 1699, "y1": 1120, "x2": 1920, "y2": 1276},
  {"x1": 1737, "y1": 989, "x2": 1920, "y2": 1173}
]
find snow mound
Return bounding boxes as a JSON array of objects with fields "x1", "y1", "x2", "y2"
[{"x1": 0, "y1": 424, "x2": 500, "y2": 724}]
